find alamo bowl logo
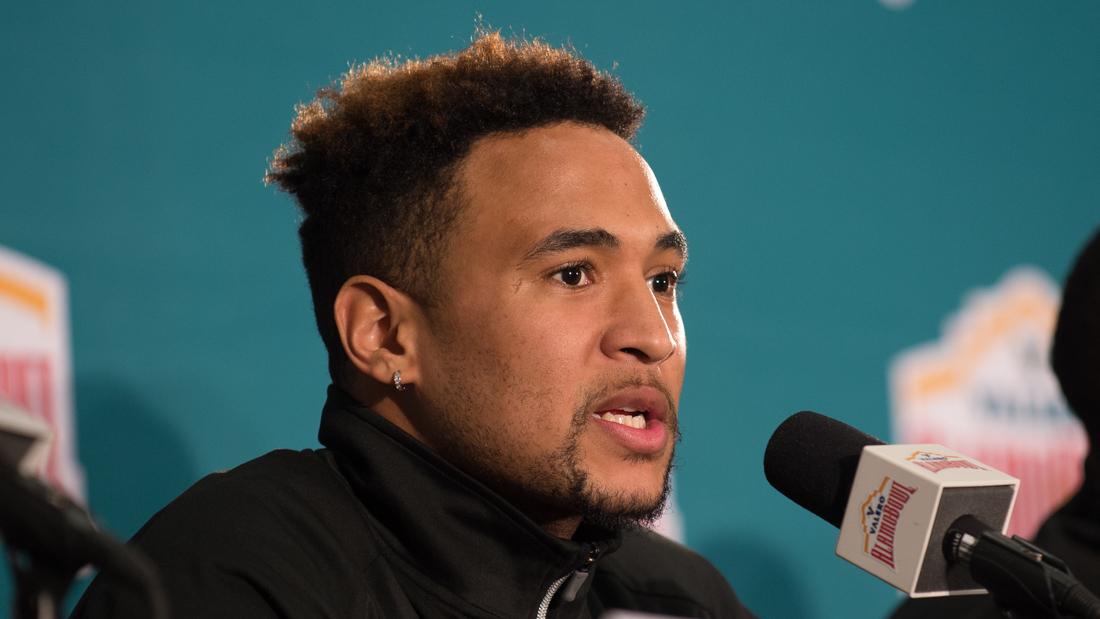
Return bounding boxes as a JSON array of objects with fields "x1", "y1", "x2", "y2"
[
  {"x1": 890, "y1": 267, "x2": 1086, "y2": 537},
  {"x1": 0, "y1": 245, "x2": 84, "y2": 500},
  {"x1": 860, "y1": 476, "x2": 918, "y2": 571},
  {"x1": 906, "y1": 450, "x2": 986, "y2": 474}
]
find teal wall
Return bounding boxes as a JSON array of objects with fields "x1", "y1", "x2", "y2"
[{"x1": 3, "y1": 2, "x2": 1099, "y2": 617}]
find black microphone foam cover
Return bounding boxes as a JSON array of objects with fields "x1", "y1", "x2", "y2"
[{"x1": 764, "y1": 411, "x2": 885, "y2": 528}]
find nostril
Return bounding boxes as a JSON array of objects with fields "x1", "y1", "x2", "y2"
[{"x1": 620, "y1": 347, "x2": 650, "y2": 361}]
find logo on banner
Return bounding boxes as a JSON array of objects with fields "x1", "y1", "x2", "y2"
[
  {"x1": 906, "y1": 450, "x2": 986, "y2": 474},
  {"x1": 860, "y1": 476, "x2": 918, "y2": 570},
  {"x1": 890, "y1": 267, "x2": 1086, "y2": 537},
  {"x1": 0, "y1": 245, "x2": 84, "y2": 500}
]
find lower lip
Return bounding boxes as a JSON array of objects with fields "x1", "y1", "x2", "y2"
[{"x1": 591, "y1": 415, "x2": 668, "y2": 455}]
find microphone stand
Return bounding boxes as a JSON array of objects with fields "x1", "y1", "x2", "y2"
[
  {"x1": 0, "y1": 467, "x2": 168, "y2": 619},
  {"x1": 6, "y1": 547, "x2": 76, "y2": 619},
  {"x1": 945, "y1": 515, "x2": 1100, "y2": 619}
]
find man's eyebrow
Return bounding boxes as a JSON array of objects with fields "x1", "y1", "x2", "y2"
[
  {"x1": 521, "y1": 228, "x2": 620, "y2": 263},
  {"x1": 657, "y1": 230, "x2": 688, "y2": 259}
]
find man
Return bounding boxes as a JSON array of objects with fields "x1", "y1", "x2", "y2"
[
  {"x1": 72, "y1": 32, "x2": 754, "y2": 618},
  {"x1": 889, "y1": 226, "x2": 1100, "y2": 618}
]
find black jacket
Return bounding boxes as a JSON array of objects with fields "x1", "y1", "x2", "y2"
[{"x1": 72, "y1": 387, "x2": 755, "y2": 618}]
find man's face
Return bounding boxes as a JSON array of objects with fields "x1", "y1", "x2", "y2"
[{"x1": 413, "y1": 122, "x2": 687, "y2": 531}]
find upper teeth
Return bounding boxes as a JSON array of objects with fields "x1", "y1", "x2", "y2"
[{"x1": 598, "y1": 411, "x2": 646, "y2": 429}]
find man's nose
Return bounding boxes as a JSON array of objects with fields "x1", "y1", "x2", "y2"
[{"x1": 600, "y1": 281, "x2": 679, "y2": 364}]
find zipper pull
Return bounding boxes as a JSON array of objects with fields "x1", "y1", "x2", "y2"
[{"x1": 560, "y1": 544, "x2": 601, "y2": 603}]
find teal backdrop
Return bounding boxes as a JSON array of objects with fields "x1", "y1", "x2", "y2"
[{"x1": 3, "y1": 2, "x2": 1099, "y2": 617}]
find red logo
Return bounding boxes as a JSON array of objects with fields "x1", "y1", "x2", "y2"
[
  {"x1": 860, "y1": 477, "x2": 918, "y2": 570},
  {"x1": 906, "y1": 450, "x2": 986, "y2": 474}
]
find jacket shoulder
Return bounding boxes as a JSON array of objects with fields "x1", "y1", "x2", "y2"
[
  {"x1": 134, "y1": 449, "x2": 373, "y2": 559},
  {"x1": 73, "y1": 449, "x2": 387, "y2": 619}
]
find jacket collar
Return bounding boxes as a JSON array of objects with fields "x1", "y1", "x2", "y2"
[{"x1": 317, "y1": 385, "x2": 622, "y2": 617}]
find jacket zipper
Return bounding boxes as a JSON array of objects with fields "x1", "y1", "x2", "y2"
[
  {"x1": 535, "y1": 574, "x2": 570, "y2": 619},
  {"x1": 535, "y1": 544, "x2": 602, "y2": 619}
]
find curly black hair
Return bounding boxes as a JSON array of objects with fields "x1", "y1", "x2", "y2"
[{"x1": 266, "y1": 32, "x2": 645, "y2": 379}]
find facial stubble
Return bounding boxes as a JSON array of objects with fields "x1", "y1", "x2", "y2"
[
  {"x1": 425, "y1": 373, "x2": 681, "y2": 534},
  {"x1": 553, "y1": 384, "x2": 681, "y2": 531}
]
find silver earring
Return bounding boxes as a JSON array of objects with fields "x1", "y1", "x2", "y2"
[{"x1": 392, "y1": 370, "x2": 406, "y2": 392}]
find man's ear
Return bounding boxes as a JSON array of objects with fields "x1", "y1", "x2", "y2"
[{"x1": 333, "y1": 275, "x2": 422, "y2": 389}]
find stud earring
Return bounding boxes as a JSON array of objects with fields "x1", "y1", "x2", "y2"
[{"x1": 392, "y1": 370, "x2": 407, "y2": 392}]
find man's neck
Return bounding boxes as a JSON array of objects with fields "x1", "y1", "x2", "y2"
[
  {"x1": 337, "y1": 381, "x2": 588, "y2": 541},
  {"x1": 541, "y1": 515, "x2": 583, "y2": 540},
  {"x1": 341, "y1": 380, "x2": 428, "y2": 445}
]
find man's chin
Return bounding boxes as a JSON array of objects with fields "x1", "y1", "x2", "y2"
[
  {"x1": 572, "y1": 472, "x2": 673, "y2": 532},
  {"x1": 576, "y1": 490, "x2": 669, "y2": 532}
]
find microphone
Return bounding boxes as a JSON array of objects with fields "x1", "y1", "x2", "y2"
[
  {"x1": 764, "y1": 411, "x2": 1100, "y2": 618},
  {"x1": 0, "y1": 398, "x2": 168, "y2": 619}
]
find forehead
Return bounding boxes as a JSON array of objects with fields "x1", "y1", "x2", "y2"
[{"x1": 454, "y1": 122, "x2": 677, "y2": 251}]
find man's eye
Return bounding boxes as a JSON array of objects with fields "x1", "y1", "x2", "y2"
[
  {"x1": 649, "y1": 271, "x2": 680, "y2": 295},
  {"x1": 552, "y1": 265, "x2": 591, "y2": 287}
]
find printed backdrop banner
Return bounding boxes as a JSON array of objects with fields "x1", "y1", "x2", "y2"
[
  {"x1": 5, "y1": 3, "x2": 1100, "y2": 618},
  {"x1": 889, "y1": 267, "x2": 1087, "y2": 537},
  {"x1": 0, "y1": 244, "x2": 83, "y2": 500}
]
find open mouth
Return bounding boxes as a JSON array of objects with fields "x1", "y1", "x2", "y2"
[
  {"x1": 589, "y1": 388, "x2": 670, "y2": 455},
  {"x1": 589, "y1": 386, "x2": 670, "y2": 439},
  {"x1": 594, "y1": 408, "x2": 648, "y2": 429}
]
